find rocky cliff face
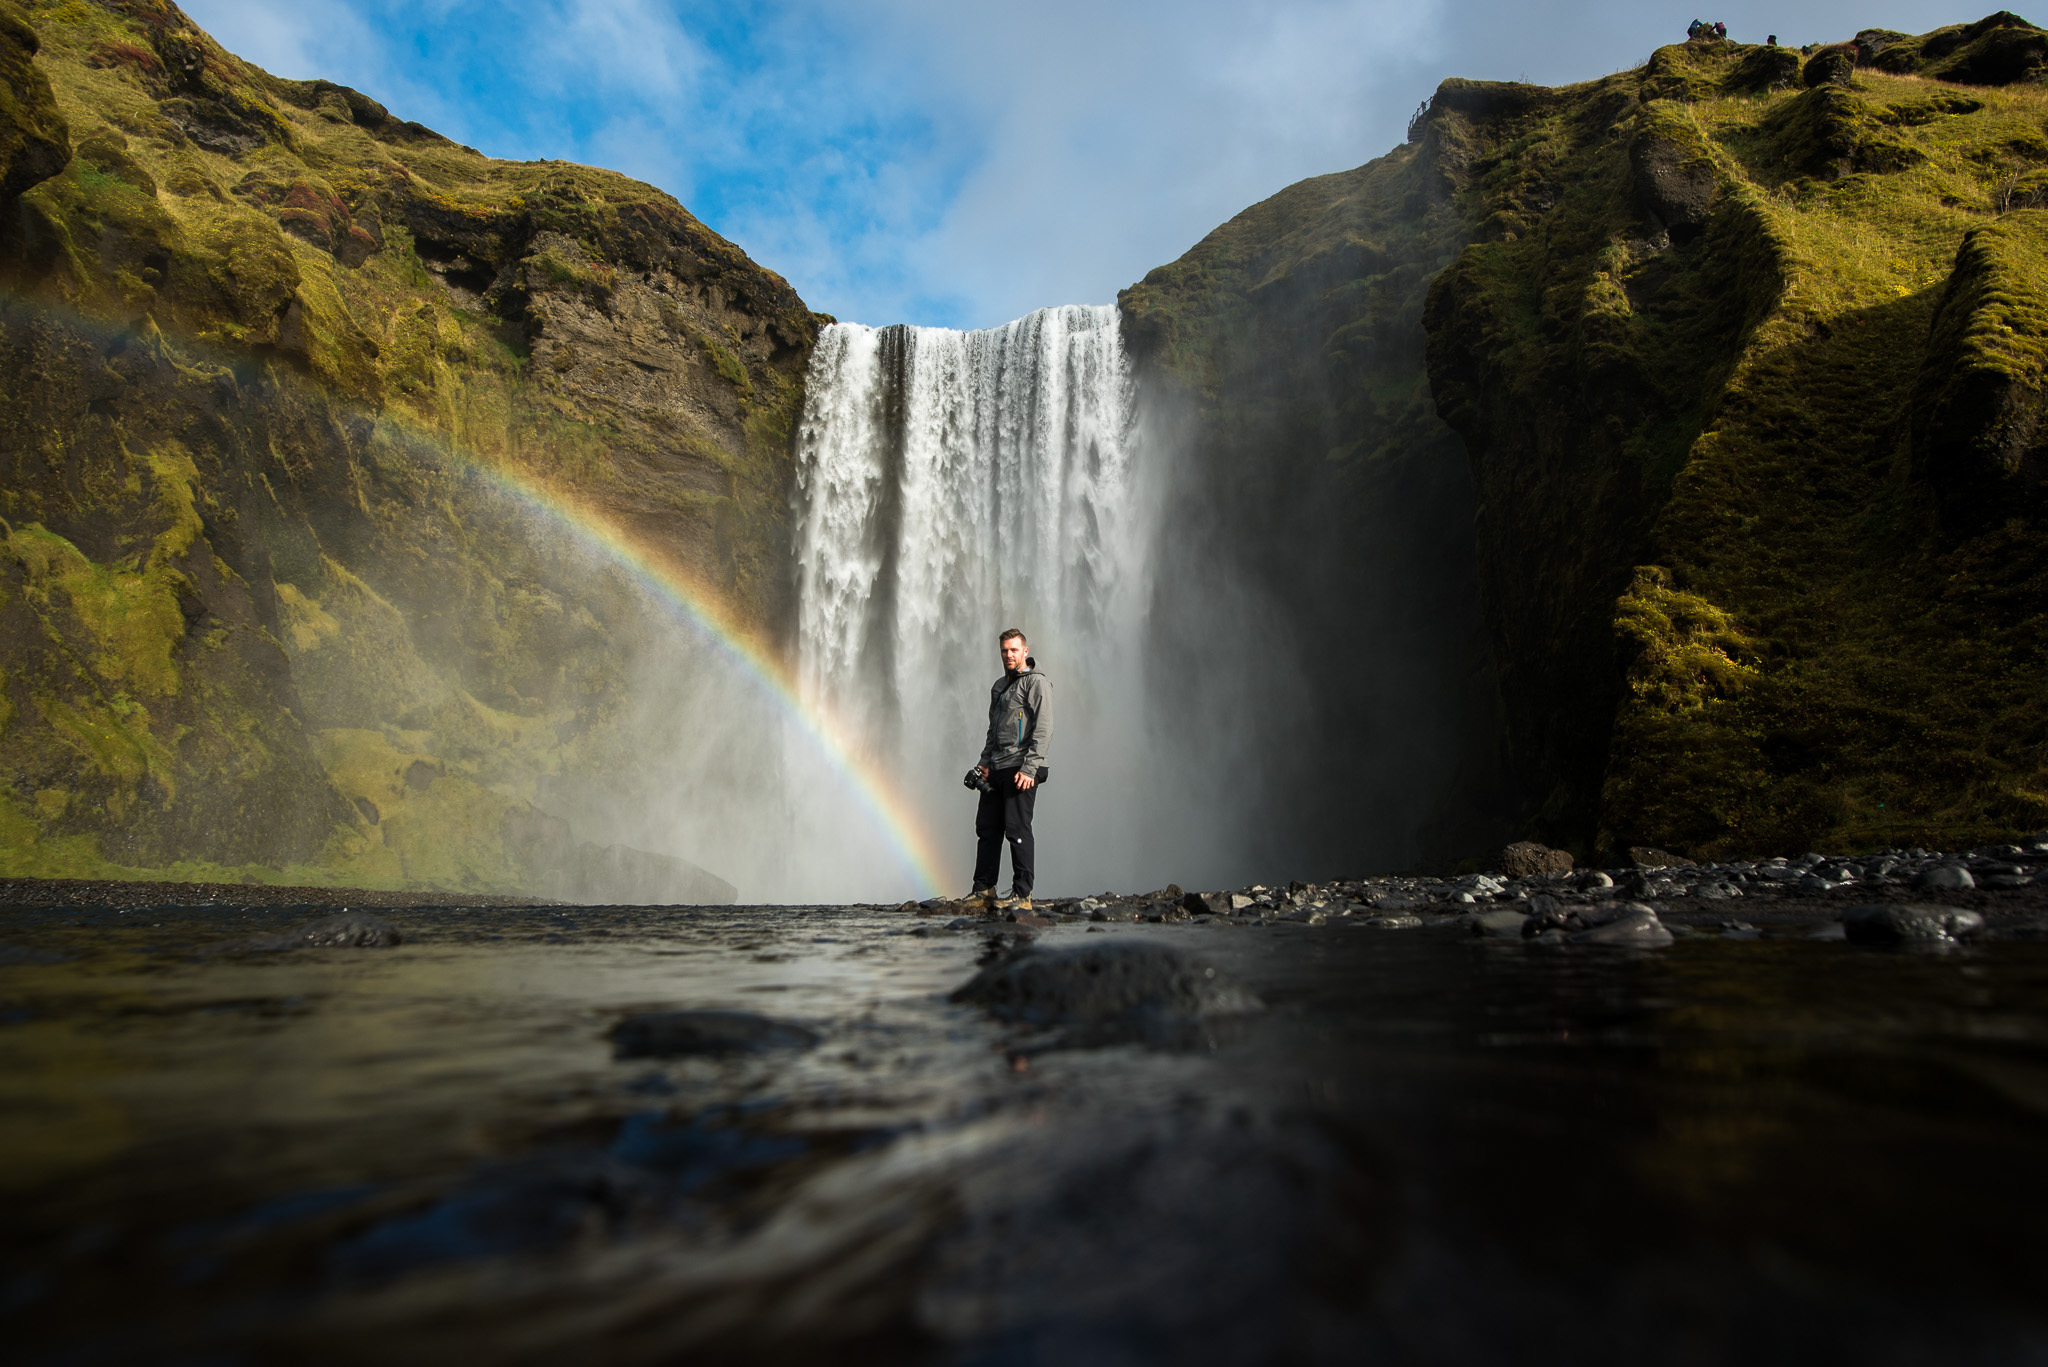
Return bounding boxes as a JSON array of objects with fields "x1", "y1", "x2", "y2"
[
  {"x1": 1131, "y1": 13, "x2": 2048, "y2": 864},
  {"x1": 0, "y1": 0, "x2": 819, "y2": 894}
]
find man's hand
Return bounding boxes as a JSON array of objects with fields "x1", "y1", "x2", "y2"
[{"x1": 1013, "y1": 770, "x2": 1035, "y2": 791}]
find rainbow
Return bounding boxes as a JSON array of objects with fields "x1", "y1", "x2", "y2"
[
  {"x1": 465, "y1": 463, "x2": 950, "y2": 899},
  {"x1": 2, "y1": 295, "x2": 949, "y2": 900}
]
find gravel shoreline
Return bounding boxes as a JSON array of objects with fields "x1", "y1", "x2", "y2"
[
  {"x1": 0, "y1": 877, "x2": 563, "y2": 910},
  {"x1": 9, "y1": 840, "x2": 2048, "y2": 935}
]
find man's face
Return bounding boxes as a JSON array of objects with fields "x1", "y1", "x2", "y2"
[{"x1": 1001, "y1": 636, "x2": 1028, "y2": 672}]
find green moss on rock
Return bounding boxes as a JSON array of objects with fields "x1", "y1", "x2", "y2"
[{"x1": 0, "y1": 0, "x2": 826, "y2": 894}]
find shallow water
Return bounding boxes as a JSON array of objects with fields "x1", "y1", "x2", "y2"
[{"x1": 3, "y1": 905, "x2": 2046, "y2": 1365}]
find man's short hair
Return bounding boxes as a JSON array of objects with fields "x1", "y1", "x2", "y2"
[{"x1": 999, "y1": 628, "x2": 1027, "y2": 646}]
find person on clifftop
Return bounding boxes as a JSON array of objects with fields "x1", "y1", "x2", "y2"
[{"x1": 965, "y1": 629, "x2": 1052, "y2": 912}]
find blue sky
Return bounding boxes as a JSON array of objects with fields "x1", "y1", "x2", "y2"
[{"x1": 185, "y1": 0, "x2": 1991, "y2": 329}]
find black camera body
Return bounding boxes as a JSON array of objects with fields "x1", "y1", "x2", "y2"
[{"x1": 963, "y1": 767, "x2": 991, "y2": 793}]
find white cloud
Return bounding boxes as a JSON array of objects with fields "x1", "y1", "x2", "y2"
[{"x1": 181, "y1": 0, "x2": 1997, "y2": 329}]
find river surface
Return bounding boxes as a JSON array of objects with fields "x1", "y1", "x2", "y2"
[{"x1": 4, "y1": 905, "x2": 2046, "y2": 1364}]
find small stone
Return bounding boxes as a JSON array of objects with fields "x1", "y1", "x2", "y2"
[
  {"x1": 1579, "y1": 871, "x2": 1614, "y2": 890},
  {"x1": 1229, "y1": 894, "x2": 1255, "y2": 911},
  {"x1": 1914, "y1": 865, "x2": 1976, "y2": 890},
  {"x1": 1628, "y1": 847, "x2": 1695, "y2": 869},
  {"x1": 1363, "y1": 914, "x2": 1423, "y2": 929},
  {"x1": 1841, "y1": 903, "x2": 1984, "y2": 945}
]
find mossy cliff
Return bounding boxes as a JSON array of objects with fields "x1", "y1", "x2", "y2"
[
  {"x1": 1130, "y1": 12, "x2": 2048, "y2": 863},
  {"x1": 0, "y1": 0, "x2": 821, "y2": 894}
]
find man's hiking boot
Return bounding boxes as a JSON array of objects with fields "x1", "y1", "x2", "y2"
[
  {"x1": 994, "y1": 893, "x2": 1032, "y2": 912},
  {"x1": 964, "y1": 887, "x2": 996, "y2": 909}
]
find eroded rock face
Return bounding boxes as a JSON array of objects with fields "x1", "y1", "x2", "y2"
[
  {"x1": 1630, "y1": 115, "x2": 1718, "y2": 242},
  {"x1": 0, "y1": 2, "x2": 67, "y2": 201},
  {"x1": 1911, "y1": 220, "x2": 2048, "y2": 526}
]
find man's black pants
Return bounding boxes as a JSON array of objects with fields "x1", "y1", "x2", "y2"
[{"x1": 972, "y1": 769, "x2": 1035, "y2": 896}]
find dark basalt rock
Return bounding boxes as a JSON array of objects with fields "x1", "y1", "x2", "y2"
[
  {"x1": 1842, "y1": 903, "x2": 1986, "y2": 945},
  {"x1": 611, "y1": 1010, "x2": 819, "y2": 1059},
  {"x1": 1630, "y1": 126, "x2": 1719, "y2": 242},
  {"x1": 951, "y1": 942, "x2": 1261, "y2": 1027},
  {"x1": 1804, "y1": 46, "x2": 1858, "y2": 87}
]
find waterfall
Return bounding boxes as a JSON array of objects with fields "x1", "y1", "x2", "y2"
[{"x1": 794, "y1": 305, "x2": 1148, "y2": 895}]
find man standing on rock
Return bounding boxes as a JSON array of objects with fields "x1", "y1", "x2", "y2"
[{"x1": 966, "y1": 628, "x2": 1052, "y2": 911}]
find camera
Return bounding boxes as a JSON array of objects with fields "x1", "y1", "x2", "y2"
[{"x1": 963, "y1": 767, "x2": 991, "y2": 793}]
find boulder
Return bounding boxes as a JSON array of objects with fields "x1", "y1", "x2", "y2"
[
  {"x1": 1463, "y1": 909, "x2": 1532, "y2": 938},
  {"x1": 1803, "y1": 46, "x2": 1858, "y2": 87},
  {"x1": 1630, "y1": 124, "x2": 1718, "y2": 242},
  {"x1": 1569, "y1": 902, "x2": 1675, "y2": 947},
  {"x1": 1500, "y1": 841, "x2": 1574, "y2": 879}
]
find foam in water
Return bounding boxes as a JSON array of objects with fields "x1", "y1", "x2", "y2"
[{"x1": 795, "y1": 305, "x2": 1153, "y2": 895}]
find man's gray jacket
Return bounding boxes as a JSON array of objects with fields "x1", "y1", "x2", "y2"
[{"x1": 980, "y1": 666, "x2": 1052, "y2": 775}]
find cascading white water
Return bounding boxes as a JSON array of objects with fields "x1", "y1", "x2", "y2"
[{"x1": 795, "y1": 305, "x2": 1152, "y2": 896}]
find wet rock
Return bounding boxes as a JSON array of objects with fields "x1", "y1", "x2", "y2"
[
  {"x1": 1182, "y1": 891, "x2": 1230, "y2": 917},
  {"x1": 1362, "y1": 914, "x2": 1423, "y2": 930},
  {"x1": 1568, "y1": 902, "x2": 1674, "y2": 947},
  {"x1": 1280, "y1": 908, "x2": 1327, "y2": 926},
  {"x1": 610, "y1": 1010, "x2": 819, "y2": 1059},
  {"x1": 1463, "y1": 909, "x2": 1531, "y2": 939},
  {"x1": 950, "y1": 941, "x2": 1261, "y2": 1027},
  {"x1": 299, "y1": 913, "x2": 403, "y2": 947},
  {"x1": 1842, "y1": 904, "x2": 1985, "y2": 946},
  {"x1": 1579, "y1": 871, "x2": 1615, "y2": 890},
  {"x1": 243, "y1": 913, "x2": 402, "y2": 950},
  {"x1": 1500, "y1": 841, "x2": 1573, "y2": 879},
  {"x1": 1915, "y1": 864, "x2": 1976, "y2": 890}
]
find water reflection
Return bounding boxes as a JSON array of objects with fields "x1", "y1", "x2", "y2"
[{"x1": 2, "y1": 908, "x2": 2045, "y2": 1363}]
